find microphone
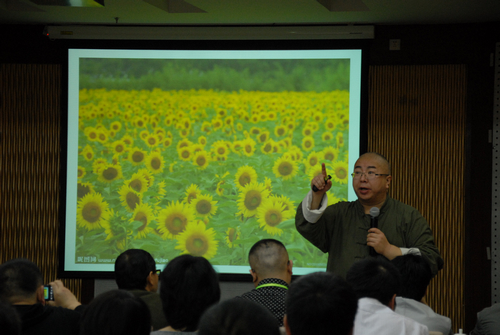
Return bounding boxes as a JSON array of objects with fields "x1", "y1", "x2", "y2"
[{"x1": 369, "y1": 207, "x2": 380, "y2": 256}]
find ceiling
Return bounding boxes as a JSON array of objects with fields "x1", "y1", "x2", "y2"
[{"x1": 1, "y1": 0, "x2": 500, "y2": 26}]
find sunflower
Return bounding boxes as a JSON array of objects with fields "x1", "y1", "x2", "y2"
[
  {"x1": 140, "y1": 130, "x2": 149, "y2": 140},
  {"x1": 176, "y1": 138, "x2": 193, "y2": 150},
  {"x1": 184, "y1": 184, "x2": 202, "y2": 204},
  {"x1": 192, "y1": 150, "x2": 210, "y2": 170},
  {"x1": 118, "y1": 185, "x2": 143, "y2": 212},
  {"x1": 234, "y1": 165, "x2": 258, "y2": 190},
  {"x1": 257, "y1": 199, "x2": 286, "y2": 236},
  {"x1": 249, "y1": 127, "x2": 261, "y2": 136},
  {"x1": 302, "y1": 127, "x2": 314, "y2": 137},
  {"x1": 77, "y1": 166, "x2": 86, "y2": 179},
  {"x1": 137, "y1": 168, "x2": 155, "y2": 188},
  {"x1": 77, "y1": 181, "x2": 94, "y2": 199},
  {"x1": 84, "y1": 127, "x2": 98, "y2": 142},
  {"x1": 198, "y1": 135, "x2": 207, "y2": 146},
  {"x1": 301, "y1": 136, "x2": 315, "y2": 151},
  {"x1": 128, "y1": 148, "x2": 147, "y2": 165},
  {"x1": 211, "y1": 140, "x2": 230, "y2": 160},
  {"x1": 325, "y1": 118, "x2": 337, "y2": 131},
  {"x1": 304, "y1": 152, "x2": 321, "y2": 172},
  {"x1": 216, "y1": 180, "x2": 226, "y2": 196},
  {"x1": 96, "y1": 129, "x2": 109, "y2": 144},
  {"x1": 225, "y1": 227, "x2": 240, "y2": 248},
  {"x1": 130, "y1": 203, "x2": 155, "y2": 239},
  {"x1": 322, "y1": 132, "x2": 334, "y2": 142},
  {"x1": 237, "y1": 182, "x2": 270, "y2": 218},
  {"x1": 274, "y1": 125, "x2": 287, "y2": 137},
  {"x1": 322, "y1": 146, "x2": 340, "y2": 162},
  {"x1": 336, "y1": 132, "x2": 345, "y2": 148},
  {"x1": 144, "y1": 133, "x2": 160, "y2": 148},
  {"x1": 175, "y1": 221, "x2": 218, "y2": 259},
  {"x1": 327, "y1": 195, "x2": 344, "y2": 207},
  {"x1": 273, "y1": 156, "x2": 298, "y2": 181},
  {"x1": 97, "y1": 164, "x2": 123, "y2": 183},
  {"x1": 241, "y1": 138, "x2": 256, "y2": 157},
  {"x1": 121, "y1": 134, "x2": 134, "y2": 146},
  {"x1": 157, "y1": 201, "x2": 195, "y2": 239},
  {"x1": 145, "y1": 151, "x2": 164, "y2": 174},
  {"x1": 257, "y1": 131, "x2": 270, "y2": 143},
  {"x1": 270, "y1": 194, "x2": 295, "y2": 217},
  {"x1": 178, "y1": 145, "x2": 193, "y2": 161},
  {"x1": 331, "y1": 160, "x2": 349, "y2": 184},
  {"x1": 261, "y1": 140, "x2": 274, "y2": 155},
  {"x1": 77, "y1": 193, "x2": 110, "y2": 231},
  {"x1": 157, "y1": 180, "x2": 167, "y2": 196},
  {"x1": 111, "y1": 140, "x2": 127, "y2": 155},
  {"x1": 81, "y1": 145, "x2": 94, "y2": 161},
  {"x1": 191, "y1": 194, "x2": 218, "y2": 218},
  {"x1": 110, "y1": 121, "x2": 122, "y2": 132},
  {"x1": 127, "y1": 173, "x2": 149, "y2": 194},
  {"x1": 163, "y1": 137, "x2": 173, "y2": 148},
  {"x1": 92, "y1": 158, "x2": 108, "y2": 174}
]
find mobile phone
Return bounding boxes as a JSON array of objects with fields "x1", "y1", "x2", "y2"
[{"x1": 44, "y1": 285, "x2": 54, "y2": 301}]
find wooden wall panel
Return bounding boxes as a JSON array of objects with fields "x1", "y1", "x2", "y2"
[
  {"x1": 0, "y1": 63, "x2": 82, "y2": 299},
  {"x1": 368, "y1": 65, "x2": 466, "y2": 331}
]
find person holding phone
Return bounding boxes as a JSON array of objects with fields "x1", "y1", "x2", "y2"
[{"x1": 0, "y1": 258, "x2": 81, "y2": 335}]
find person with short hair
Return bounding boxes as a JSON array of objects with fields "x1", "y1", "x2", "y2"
[
  {"x1": 152, "y1": 254, "x2": 221, "y2": 334},
  {"x1": 238, "y1": 239, "x2": 292, "y2": 326},
  {"x1": 80, "y1": 289, "x2": 151, "y2": 335},
  {"x1": 392, "y1": 254, "x2": 453, "y2": 335},
  {"x1": 296, "y1": 152, "x2": 443, "y2": 278},
  {"x1": 114, "y1": 249, "x2": 167, "y2": 330},
  {"x1": 346, "y1": 258, "x2": 428, "y2": 335},
  {"x1": 198, "y1": 298, "x2": 280, "y2": 335},
  {"x1": 284, "y1": 271, "x2": 358, "y2": 335},
  {"x1": 0, "y1": 258, "x2": 81, "y2": 335},
  {"x1": 470, "y1": 303, "x2": 500, "y2": 335}
]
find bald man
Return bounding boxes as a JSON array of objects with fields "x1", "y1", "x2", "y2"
[
  {"x1": 238, "y1": 239, "x2": 292, "y2": 327},
  {"x1": 296, "y1": 152, "x2": 443, "y2": 278}
]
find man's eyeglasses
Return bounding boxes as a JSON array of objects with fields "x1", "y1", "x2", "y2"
[{"x1": 351, "y1": 171, "x2": 390, "y2": 179}]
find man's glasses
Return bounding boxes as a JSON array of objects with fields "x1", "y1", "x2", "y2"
[{"x1": 351, "y1": 171, "x2": 390, "y2": 179}]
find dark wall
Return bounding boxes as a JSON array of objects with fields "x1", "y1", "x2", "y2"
[{"x1": 1, "y1": 22, "x2": 498, "y2": 330}]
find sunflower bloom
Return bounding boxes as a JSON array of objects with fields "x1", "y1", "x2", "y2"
[
  {"x1": 157, "y1": 201, "x2": 195, "y2": 239},
  {"x1": 184, "y1": 184, "x2": 202, "y2": 204},
  {"x1": 130, "y1": 203, "x2": 155, "y2": 239},
  {"x1": 77, "y1": 166, "x2": 86, "y2": 179},
  {"x1": 97, "y1": 164, "x2": 123, "y2": 183},
  {"x1": 77, "y1": 193, "x2": 110, "y2": 231},
  {"x1": 145, "y1": 151, "x2": 164, "y2": 174},
  {"x1": 241, "y1": 138, "x2": 256, "y2": 157},
  {"x1": 332, "y1": 160, "x2": 349, "y2": 184},
  {"x1": 192, "y1": 150, "x2": 210, "y2": 170},
  {"x1": 237, "y1": 182, "x2": 270, "y2": 218},
  {"x1": 257, "y1": 200, "x2": 287, "y2": 236},
  {"x1": 118, "y1": 185, "x2": 143, "y2": 212},
  {"x1": 175, "y1": 222, "x2": 218, "y2": 259},
  {"x1": 128, "y1": 148, "x2": 147, "y2": 165},
  {"x1": 322, "y1": 132, "x2": 334, "y2": 142},
  {"x1": 225, "y1": 227, "x2": 240, "y2": 248},
  {"x1": 273, "y1": 156, "x2": 298, "y2": 181},
  {"x1": 322, "y1": 146, "x2": 340, "y2": 162},
  {"x1": 77, "y1": 182, "x2": 94, "y2": 199},
  {"x1": 234, "y1": 165, "x2": 258, "y2": 190},
  {"x1": 305, "y1": 152, "x2": 321, "y2": 172},
  {"x1": 111, "y1": 140, "x2": 127, "y2": 155},
  {"x1": 127, "y1": 173, "x2": 149, "y2": 194},
  {"x1": 81, "y1": 145, "x2": 94, "y2": 161},
  {"x1": 212, "y1": 140, "x2": 230, "y2": 160},
  {"x1": 274, "y1": 125, "x2": 287, "y2": 137},
  {"x1": 191, "y1": 194, "x2": 218, "y2": 219},
  {"x1": 301, "y1": 136, "x2": 315, "y2": 151}
]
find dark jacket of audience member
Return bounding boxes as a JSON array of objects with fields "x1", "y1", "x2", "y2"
[
  {"x1": 114, "y1": 249, "x2": 167, "y2": 330},
  {"x1": 199, "y1": 298, "x2": 280, "y2": 335},
  {"x1": 156, "y1": 254, "x2": 220, "y2": 332},
  {"x1": 284, "y1": 272, "x2": 358, "y2": 335},
  {"x1": 80, "y1": 289, "x2": 151, "y2": 335},
  {"x1": 0, "y1": 258, "x2": 81, "y2": 335},
  {"x1": 470, "y1": 303, "x2": 500, "y2": 335},
  {"x1": 0, "y1": 300, "x2": 22, "y2": 335}
]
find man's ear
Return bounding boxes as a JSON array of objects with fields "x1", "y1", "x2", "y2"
[
  {"x1": 283, "y1": 314, "x2": 292, "y2": 335},
  {"x1": 287, "y1": 260, "x2": 293, "y2": 275},
  {"x1": 385, "y1": 175, "x2": 392, "y2": 190},
  {"x1": 388, "y1": 293, "x2": 397, "y2": 311},
  {"x1": 249, "y1": 269, "x2": 258, "y2": 284},
  {"x1": 36, "y1": 285, "x2": 45, "y2": 305}
]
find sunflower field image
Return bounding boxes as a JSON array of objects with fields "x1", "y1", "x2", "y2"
[{"x1": 74, "y1": 56, "x2": 352, "y2": 272}]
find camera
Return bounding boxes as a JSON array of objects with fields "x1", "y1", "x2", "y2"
[{"x1": 44, "y1": 285, "x2": 54, "y2": 301}]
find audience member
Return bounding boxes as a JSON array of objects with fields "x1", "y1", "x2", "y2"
[
  {"x1": 151, "y1": 254, "x2": 220, "y2": 334},
  {"x1": 238, "y1": 239, "x2": 292, "y2": 326},
  {"x1": 392, "y1": 254, "x2": 453, "y2": 335},
  {"x1": 284, "y1": 271, "x2": 358, "y2": 335},
  {"x1": 46, "y1": 280, "x2": 83, "y2": 311},
  {"x1": 0, "y1": 258, "x2": 81, "y2": 335},
  {"x1": 198, "y1": 298, "x2": 280, "y2": 335},
  {"x1": 346, "y1": 258, "x2": 428, "y2": 335},
  {"x1": 80, "y1": 289, "x2": 151, "y2": 335},
  {"x1": 470, "y1": 303, "x2": 500, "y2": 335},
  {"x1": 0, "y1": 300, "x2": 22, "y2": 335},
  {"x1": 114, "y1": 249, "x2": 167, "y2": 330}
]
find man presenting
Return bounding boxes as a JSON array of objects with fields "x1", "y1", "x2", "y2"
[{"x1": 295, "y1": 152, "x2": 443, "y2": 278}]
